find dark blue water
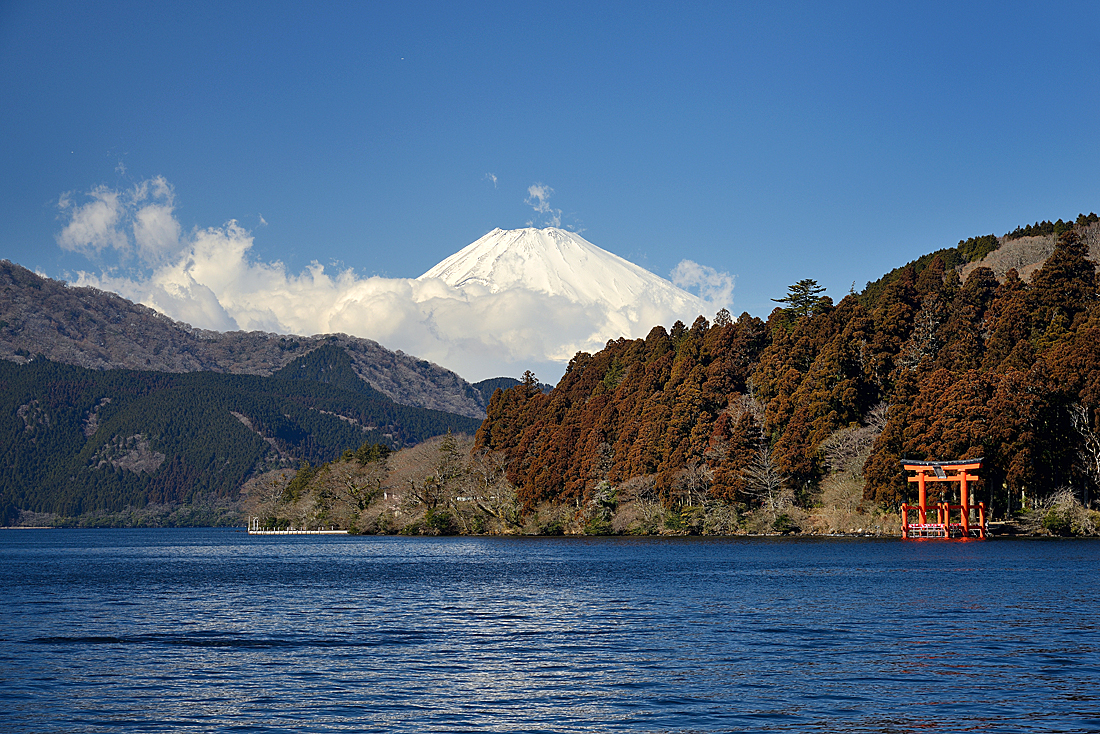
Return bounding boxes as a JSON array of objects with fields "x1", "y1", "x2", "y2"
[{"x1": 0, "y1": 531, "x2": 1097, "y2": 733}]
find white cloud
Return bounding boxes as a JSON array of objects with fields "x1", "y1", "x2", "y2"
[
  {"x1": 132, "y1": 201, "x2": 182, "y2": 265},
  {"x1": 525, "y1": 183, "x2": 553, "y2": 213},
  {"x1": 671, "y1": 260, "x2": 735, "y2": 310},
  {"x1": 90, "y1": 266, "x2": 240, "y2": 333},
  {"x1": 484, "y1": 173, "x2": 498, "y2": 188},
  {"x1": 56, "y1": 176, "x2": 182, "y2": 265},
  {"x1": 524, "y1": 183, "x2": 562, "y2": 228},
  {"x1": 60, "y1": 179, "x2": 727, "y2": 382},
  {"x1": 56, "y1": 186, "x2": 129, "y2": 255}
]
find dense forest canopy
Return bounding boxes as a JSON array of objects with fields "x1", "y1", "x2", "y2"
[{"x1": 475, "y1": 218, "x2": 1100, "y2": 525}]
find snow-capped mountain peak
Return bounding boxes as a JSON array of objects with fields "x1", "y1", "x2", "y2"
[{"x1": 418, "y1": 227, "x2": 706, "y2": 312}]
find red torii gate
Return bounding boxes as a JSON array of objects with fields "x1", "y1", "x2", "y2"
[{"x1": 900, "y1": 459, "x2": 987, "y2": 539}]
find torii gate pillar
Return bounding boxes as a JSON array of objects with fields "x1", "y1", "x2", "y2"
[{"x1": 917, "y1": 471, "x2": 927, "y2": 525}]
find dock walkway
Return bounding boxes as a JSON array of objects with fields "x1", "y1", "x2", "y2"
[
  {"x1": 247, "y1": 518, "x2": 347, "y2": 535},
  {"x1": 247, "y1": 529, "x2": 348, "y2": 535}
]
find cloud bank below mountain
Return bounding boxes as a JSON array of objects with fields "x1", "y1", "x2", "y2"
[{"x1": 59, "y1": 178, "x2": 733, "y2": 382}]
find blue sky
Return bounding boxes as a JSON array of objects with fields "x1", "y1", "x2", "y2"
[{"x1": 2, "y1": 1, "x2": 1099, "y2": 379}]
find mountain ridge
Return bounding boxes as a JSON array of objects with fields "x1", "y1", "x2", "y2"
[{"x1": 0, "y1": 260, "x2": 489, "y2": 419}]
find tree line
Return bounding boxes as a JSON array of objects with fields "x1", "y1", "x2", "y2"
[{"x1": 1005, "y1": 213, "x2": 1098, "y2": 241}]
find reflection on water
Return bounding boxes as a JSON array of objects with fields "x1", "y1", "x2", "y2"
[{"x1": 1, "y1": 531, "x2": 1098, "y2": 732}]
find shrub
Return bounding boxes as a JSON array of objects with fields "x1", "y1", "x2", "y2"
[
  {"x1": 1025, "y1": 488, "x2": 1097, "y2": 536},
  {"x1": 1042, "y1": 509, "x2": 1071, "y2": 536},
  {"x1": 425, "y1": 508, "x2": 454, "y2": 535},
  {"x1": 773, "y1": 513, "x2": 800, "y2": 534},
  {"x1": 584, "y1": 516, "x2": 613, "y2": 535}
]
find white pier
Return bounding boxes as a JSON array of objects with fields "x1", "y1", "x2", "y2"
[{"x1": 248, "y1": 517, "x2": 348, "y2": 535}]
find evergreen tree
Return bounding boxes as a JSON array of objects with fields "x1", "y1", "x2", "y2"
[{"x1": 772, "y1": 279, "x2": 828, "y2": 318}]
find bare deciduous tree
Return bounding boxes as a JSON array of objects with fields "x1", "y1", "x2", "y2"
[
  {"x1": 743, "y1": 443, "x2": 792, "y2": 522},
  {"x1": 252, "y1": 470, "x2": 292, "y2": 521},
  {"x1": 1070, "y1": 403, "x2": 1099, "y2": 508},
  {"x1": 819, "y1": 402, "x2": 888, "y2": 476},
  {"x1": 620, "y1": 475, "x2": 659, "y2": 504},
  {"x1": 399, "y1": 432, "x2": 468, "y2": 511},
  {"x1": 468, "y1": 449, "x2": 520, "y2": 527},
  {"x1": 672, "y1": 459, "x2": 713, "y2": 506},
  {"x1": 331, "y1": 460, "x2": 387, "y2": 513}
]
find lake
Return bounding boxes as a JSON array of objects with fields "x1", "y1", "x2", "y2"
[{"x1": 0, "y1": 530, "x2": 1097, "y2": 732}]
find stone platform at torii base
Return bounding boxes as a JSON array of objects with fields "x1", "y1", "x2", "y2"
[{"x1": 900, "y1": 459, "x2": 987, "y2": 539}]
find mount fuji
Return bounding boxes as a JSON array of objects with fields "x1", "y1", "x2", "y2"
[
  {"x1": 419, "y1": 227, "x2": 710, "y2": 316},
  {"x1": 62, "y1": 212, "x2": 727, "y2": 383}
]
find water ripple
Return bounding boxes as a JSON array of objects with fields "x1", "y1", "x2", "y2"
[{"x1": 1, "y1": 531, "x2": 1099, "y2": 733}]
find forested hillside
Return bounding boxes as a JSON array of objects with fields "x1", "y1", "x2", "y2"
[
  {"x1": 0, "y1": 348, "x2": 480, "y2": 524},
  {"x1": 475, "y1": 217, "x2": 1100, "y2": 529}
]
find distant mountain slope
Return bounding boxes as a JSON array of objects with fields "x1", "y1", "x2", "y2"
[
  {"x1": 0, "y1": 355, "x2": 480, "y2": 522},
  {"x1": 0, "y1": 261, "x2": 487, "y2": 418}
]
